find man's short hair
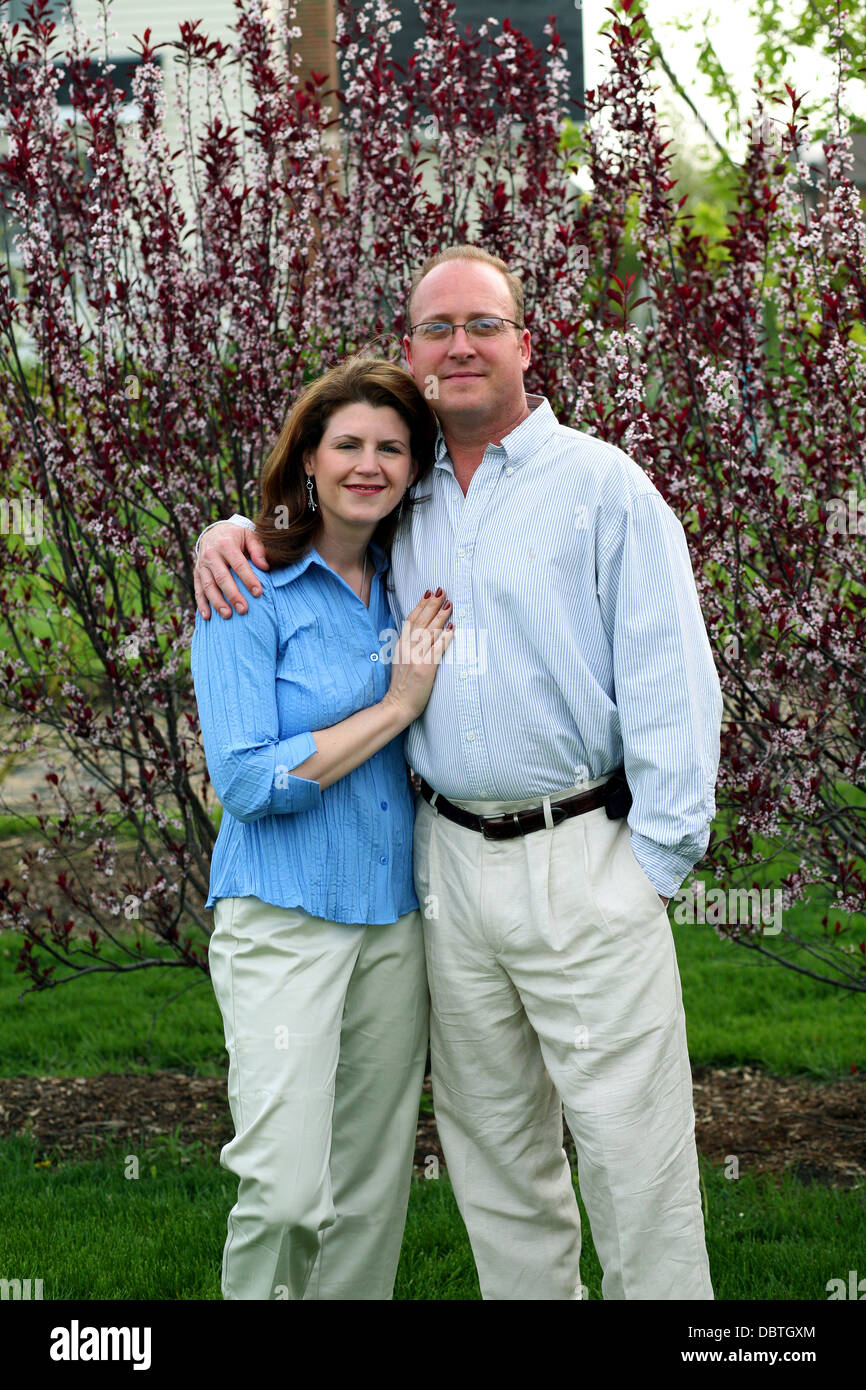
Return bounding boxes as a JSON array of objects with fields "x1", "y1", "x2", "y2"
[{"x1": 407, "y1": 245, "x2": 524, "y2": 330}]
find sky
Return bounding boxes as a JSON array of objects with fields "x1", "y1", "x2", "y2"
[{"x1": 579, "y1": 0, "x2": 843, "y2": 159}]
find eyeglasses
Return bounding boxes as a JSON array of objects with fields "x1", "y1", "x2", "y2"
[{"x1": 409, "y1": 316, "x2": 523, "y2": 341}]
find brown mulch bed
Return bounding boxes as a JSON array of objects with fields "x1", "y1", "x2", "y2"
[{"x1": 0, "y1": 1065, "x2": 863, "y2": 1187}]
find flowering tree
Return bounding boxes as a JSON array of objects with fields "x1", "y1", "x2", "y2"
[
  {"x1": 0, "y1": 0, "x2": 862, "y2": 993},
  {"x1": 561, "y1": 3, "x2": 865, "y2": 991}
]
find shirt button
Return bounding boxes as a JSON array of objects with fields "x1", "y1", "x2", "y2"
[
  {"x1": 380, "y1": 800, "x2": 388, "y2": 810},
  {"x1": 458, "y1": 547, "x2": 466, "y2": 557},
  {"x1": 460, "y1": 670, "x2": 468, "y2": 680},
  {"x1": 458, "y1": 610, "x2": 467, "y2": 620},
  {"x1": 506, "y1": 466, "x2": 514, "y2": 475},
  {"x1": 466, "y1": 731, "x2": 476, "y2": 742},
  {"x1": 379, "y1": 855, "x2": 387, "y2": 864},
  {"x1": 369, "y1": 652, "x2": 379, "y2": 661}
]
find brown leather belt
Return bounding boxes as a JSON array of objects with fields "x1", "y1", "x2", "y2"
[{"x1": 418, "y1": 769, "x2": 630, "y2": 840}]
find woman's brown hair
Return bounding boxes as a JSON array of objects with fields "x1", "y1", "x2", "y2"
[{"x1": 254, "y1": 356, "x2": 437, "y2": 571}]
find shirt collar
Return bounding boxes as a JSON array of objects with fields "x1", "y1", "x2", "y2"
[
  {"x1": 270, "y1": 539, "x2": 389, "y2": 587},
  {"x1": 433, "y1": 394, "x2": 556, "y2": 473}
]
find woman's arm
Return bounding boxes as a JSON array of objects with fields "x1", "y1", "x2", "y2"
[
  {"x1": 191, "y1": 574, "x2": 322, "y2": 821},
  {"x1": 289, "y1": 697, "x2": 412, "y2": 791},
  {"x1": 191, "y1": 574, "x2": 452, "y2": 815}
]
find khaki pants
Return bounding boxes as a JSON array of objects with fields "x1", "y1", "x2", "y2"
[
  {"x1": 208, "y1": 895, "x2": 429, "y2": 1300},
  {"x1": 412, "y1": 780, "x2": 714, "y2": 1301}
]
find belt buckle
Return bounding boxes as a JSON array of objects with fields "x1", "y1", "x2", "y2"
[
  {"x1": 480, "y1": 810, "x2": 522, "y2": 840},
  {"x1": 480, "y1": 801, "x2": 569, "y2": 838}
]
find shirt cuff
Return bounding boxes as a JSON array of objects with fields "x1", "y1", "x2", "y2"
[
  {"x1": 629, "y1": 831, "x2": 701, "y2": 900},
  {"x1": 269, "y1": 732, "x2": 323, "y2": 814},
  {"x1": 194, "y1": 514, "x2": 256, "y2": 560}
]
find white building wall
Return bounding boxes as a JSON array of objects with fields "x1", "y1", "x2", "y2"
[{"x1": 71, "y1": 0, "x2": 249, "y2": 224}]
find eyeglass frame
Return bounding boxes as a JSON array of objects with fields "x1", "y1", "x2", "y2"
[{"x1": 408, "y1": 316, "x2": 525, "y2": 339}]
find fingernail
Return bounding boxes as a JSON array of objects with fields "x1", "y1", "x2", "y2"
[
  {"x1": 424, "y1": 590, "x2": 431, "y2": 598},
  {"x1": 443, "y1": 600, "x2": 452, "y2": 610},
  {"x1": 446, "y1": 621, "x2": 453, "y2": 630},
  {"x1": 235, "y1": 602, "x2": 245, "y2": 612},
  {"x1": 435, "y1": 587, "x2": 443, "y2": 597},
  {"x1": 252, "y1": 587, "x2": 261, "y2": 596}
]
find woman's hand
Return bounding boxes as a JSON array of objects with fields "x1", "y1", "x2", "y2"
[{"x1": 383, "y1": 591, "x2": 454, "y2": 722}]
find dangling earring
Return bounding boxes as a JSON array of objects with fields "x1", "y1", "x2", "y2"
[{"x1": 306, "y1": 476, "x2": 317, "y2": 512}]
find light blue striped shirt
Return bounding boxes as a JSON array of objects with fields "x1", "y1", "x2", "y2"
[
  {"x1": 190, "y1": 542, "x2": 419, "y2": 924},
  {"x1": 211, "y1": 395, "x2": 722, "y2": 897}
]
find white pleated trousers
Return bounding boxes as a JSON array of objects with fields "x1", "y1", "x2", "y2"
[
  {"x1": 207, "y1": 895, "x2": 429, "y2": 1300},
  {"x1": 412, "y1": 779, "x2": 714, "y2": 1301}
]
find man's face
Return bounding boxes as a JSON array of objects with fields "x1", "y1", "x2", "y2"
[{"x1": 403, "y1": 262, "x2": 531, "y2": 429}]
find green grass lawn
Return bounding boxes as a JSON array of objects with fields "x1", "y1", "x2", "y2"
[
  {"x1": 0, "y1": 1132, "x2": 859, "y2": 1301},
  {"x1": 1, "y1": 894, "x2": 862, "y2": 1079},
  {"x1": 0, "y1": 881, "x2": 863, "y2": 1300}
]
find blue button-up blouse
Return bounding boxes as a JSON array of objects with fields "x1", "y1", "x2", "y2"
[{"x1": 190, "y1": 542, "x2": 419, "y2": 925}]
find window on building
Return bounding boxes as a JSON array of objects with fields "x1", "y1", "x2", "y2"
[{"x1": 388, "y1": 0, "x2": 585, "y2": 116}]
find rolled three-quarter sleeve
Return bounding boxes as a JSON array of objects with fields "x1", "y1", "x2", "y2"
[
  {"x1": 597, "y1": 492, "x2": 722, "y2": 897},
  {"x1": 191, "y1": 573, "x2": 322, "y2": 821}
]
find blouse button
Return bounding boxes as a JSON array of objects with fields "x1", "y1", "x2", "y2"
[
  {"x1": 369, "y1": 652, "x2": 379, "y2": 661},
  {"x1": 380, "y1": 801, "x2": 388, "y2": 810}
]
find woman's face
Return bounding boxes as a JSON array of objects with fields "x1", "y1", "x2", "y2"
[{"x1": 303, "y1": 402, "x2": 417, "y2": 538}]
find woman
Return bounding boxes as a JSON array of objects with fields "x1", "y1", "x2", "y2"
[{"x1": 190, "y1": 356, "x2": 453, "y2": 1301}]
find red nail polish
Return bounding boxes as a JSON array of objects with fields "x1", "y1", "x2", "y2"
[
  {"x1": 435, "y1": 587, "x2": 443, "y2": 597},
  {"x1": 443, "y1": 600, "x2": 452, "y2": 610},
  {"x1": 424, "y1": 590, "x2": 431, "y2": 598},
  {"x1": 446, "y1": 621, "x2": 453, "y2": 630}
]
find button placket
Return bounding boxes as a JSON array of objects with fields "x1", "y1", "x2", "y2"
[
  {"x1": 365, "y1": 572, "x2": 392, "y2": 667},
  {"x1": 451, "y1": 457, "x2": 499, "y2": 794}
]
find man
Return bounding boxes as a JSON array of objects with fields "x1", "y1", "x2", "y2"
[{"x1": 193, "y1": 245, "x2": 722, "y2": 1300}]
